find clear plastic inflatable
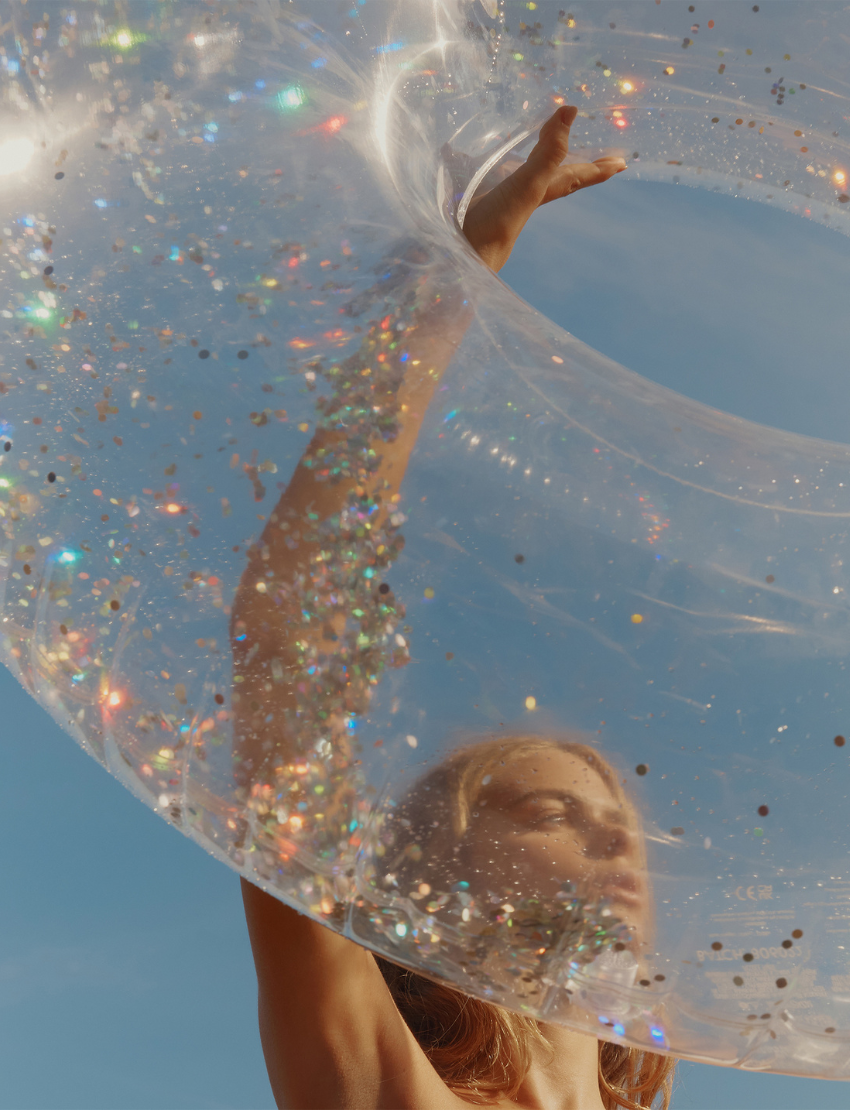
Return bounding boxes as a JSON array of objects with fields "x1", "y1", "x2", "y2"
[{"x1": 2, "y1": 0, "x2": 850, "y2": 1078}]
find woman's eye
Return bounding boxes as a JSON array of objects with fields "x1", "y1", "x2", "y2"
[{"x1": 530, "y1": 809, "x2": 567, "y2": 826}]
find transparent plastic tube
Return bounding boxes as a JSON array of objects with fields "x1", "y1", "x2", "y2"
[{"x1": 1, "y1": 0, "x2": 850, "y2": 1077}]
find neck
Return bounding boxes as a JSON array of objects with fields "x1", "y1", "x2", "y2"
[{"x1": 510, "y1": 1024, "x2": 605, "y2": 1110}]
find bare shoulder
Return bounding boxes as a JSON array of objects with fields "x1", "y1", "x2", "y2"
[{"x1": 241, "y1": 878, "x2": 472, "y2": 1109}]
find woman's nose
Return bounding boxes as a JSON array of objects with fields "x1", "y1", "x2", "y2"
[{"x1": 584, "y1": 820, "x2": 633, "y2": 860}]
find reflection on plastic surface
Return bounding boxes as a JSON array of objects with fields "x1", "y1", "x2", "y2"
[{"x1": 1, "y1": 0, "x2": 850, "y2": 1077}]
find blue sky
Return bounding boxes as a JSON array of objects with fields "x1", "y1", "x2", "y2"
[{"x1": 2, "y1": 178, "x2": 850, "y2": 1108}]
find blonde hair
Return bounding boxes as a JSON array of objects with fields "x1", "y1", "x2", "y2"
[{"x1": 374, "y1": 733, "x2": 676, "y2": 1108}]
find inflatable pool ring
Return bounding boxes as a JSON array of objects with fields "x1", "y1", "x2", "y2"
[{"x1": 2, "y1": 0, "x2": 850, "y2": 1077}]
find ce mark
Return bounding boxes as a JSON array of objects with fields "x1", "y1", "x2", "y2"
[{"x1": 735, "y1": 886, "x2": 758, "y2": 901}]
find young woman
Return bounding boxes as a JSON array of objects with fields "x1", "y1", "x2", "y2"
[{"x1": 234, "y1": 107, "x2": 674, "y2": 1108}]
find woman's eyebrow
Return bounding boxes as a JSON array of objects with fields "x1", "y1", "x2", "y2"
[
  {"x1": 506, "y1": 790, "x2": 629, "y2": 826},
  {"x1": 507, "y1": 788, "x2": 580, "y2": 808}
]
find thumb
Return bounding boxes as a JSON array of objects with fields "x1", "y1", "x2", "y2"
[{"x1": 542, "y1": 155, "x2": 626, "y2": 204}]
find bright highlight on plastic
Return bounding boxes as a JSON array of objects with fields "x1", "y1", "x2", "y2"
[{"x1": 0, "y1": 137, "x2": 34, "y2": 177}]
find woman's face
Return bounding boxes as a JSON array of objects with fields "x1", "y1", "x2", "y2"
[{"x1": 458, "y1": 748, "x2": 649, "y2": 946}]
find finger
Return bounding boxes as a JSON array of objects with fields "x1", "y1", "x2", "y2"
[
  {"x1": 525, "y1": 104, "x2": 578, "y2": 175},
  {"x1": 541, "y1": 155, "x2": 626, "y2": 204}
]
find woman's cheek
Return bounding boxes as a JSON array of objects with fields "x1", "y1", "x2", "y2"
[
  {"x1": 507, "y1": 833, "x2": 592, "y2": 894},
  {"x1": 460, "y1": 825, "x2": 597, "y2": 900}
]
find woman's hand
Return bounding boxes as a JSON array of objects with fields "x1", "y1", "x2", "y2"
[{"x1": 461, "y1": 105, "x2": 626, "y2": 272}]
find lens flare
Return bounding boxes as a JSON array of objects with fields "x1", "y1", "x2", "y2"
[
  {"x1": 278, "y1": 85, "x2": 306, "y2": 110},
  {"x1": 0, "y1": 137, "x2": 34, "y2": 177}
]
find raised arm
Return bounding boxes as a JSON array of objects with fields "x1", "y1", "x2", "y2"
[
  {"x1": 235, "y1": 107, "x2": 626, "y2": 1109},
  {"x1": 228, "y1": 266, "x2": 473, "y2": 794},
  {"x1": 228, "y1": 107, "x2": 625, "y2": 793}
]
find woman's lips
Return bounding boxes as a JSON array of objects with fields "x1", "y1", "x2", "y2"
[{"x1": 598, "y1": 873, "x2": 643, "y2": 907}]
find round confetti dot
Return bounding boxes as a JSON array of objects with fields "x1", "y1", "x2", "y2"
[
  {"x1": 525, "y1": 696, "x2": 537, "y2": 710},
  {"x1": 43, "y1": 265, "x2": 53, "y2": 275},
  {"x1": 110, "y1": 600, "x2": 120, "y2": 610},
  {"x1": 834, "y1": 735, "x2": 845, "y2": 747},
  {"x1": 101, "y1": 514, "x2": 109, "y2": 522},
  {"x1": 671, "y1": 827, "x2": 684, "y2": 836},
  {"x1": 423, "y1": 587, "x2": 435, "y2": 599},
  {"x1": 378, "y1": 583, "x2": 390, "y2": 594},
  {"x1": 59, "y1": 625, "x2": 68, "y2": 635},
  {"x1": 193, "y1": 411, "x2": 203, "y2": 420},
  {"x1": 711, "y1": 942, "x2": 723, "y2": 951},
  {"x1": 635, "y1": 763, "x2": 648, "y2": 776},
  {"x1": 639, "y1": 979, "x2": 651, "y2": 987},
  {"x1": 733, "y1": 976, "x2": 744, "y2": 986},
  {"x1": 654, "y1": 974, "x2": 666, "y2": 982},
  {"x1": 54, "y1": 171, "x2": 64, "y2": 180},
  {"x1": 631, "y1": 613, "x2": 643, "y2": 624},
  {"x1": 776, "y1": 978, "x2": 787, "y2": 989},
  {"x1": 825, "y1": 1027, "x2": 835, "y2": 1034},
  {"x1": 765, "y1": 574, "x2": 775, "y2": 583},
  {"x1": 758, "y1": 805, "x2": 769, "y2": 817},
  {"x1": 792, "y1": 929, "x2": 803, "y2": 939},
  {"x1": 3, "y1": 442, "x2": 10, "y2": 452},
  {"x1": 743, "y1": 953, "x2": 754, "y2": 962},
  {"x1": 47, "y1": 472, "x2": 56, "y2": 483},
  {"x1": 514, "y1": 553, "x2": 525, "y2": 563},
  {"x1": 237, "y1": 349, "x2": 249, "y2": 359},
  {"x1": 214, "y1": 693, "x2": 225, "y2": 705},
  {"x1": 445, "y1": 651, "x2": 454, "y2": 660},
  {"x1": 198, "y1": 349, "x2": 210, "y2": 359},
  {"x1": 782, "y1": 939, "x2": 793, "y2": 949},
  {"x1": 711, "y1": 117, "x2": 720, "y2": 123}
]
